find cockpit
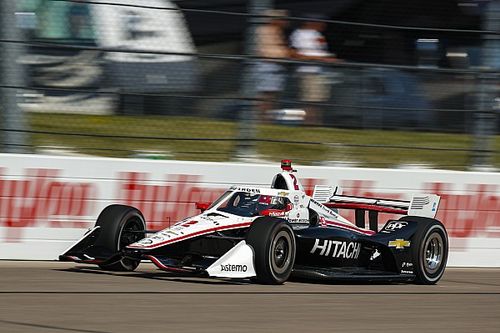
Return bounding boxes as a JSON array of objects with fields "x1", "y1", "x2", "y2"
[{"x1": 210, "y1": 191, "x2": 291, "y2": 217}]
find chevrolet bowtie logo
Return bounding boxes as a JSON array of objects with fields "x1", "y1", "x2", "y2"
[{"x1": 388, "y1": 239, "x2": 411, "y2": 249}]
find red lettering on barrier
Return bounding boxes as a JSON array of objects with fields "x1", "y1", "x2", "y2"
[
  {"x1": 340, "y1": 180, "x2": 389, "y2": 222},
  {"x1": 338, "y1": 180, "x2": 500, "y2": 238},
  {"x1": 118, "y1": 172, "x2": 226, "y2": 230},
  {"x1": 428, "y1": 182, "x2": 500, "y2": 238},
  {"x1": 302, "y1": 178, "x2": 326, "y2": 196},
  {"x1": 0, "y1": 168, "x2": 96, "y2": 241},
  {"x1": 3, "y1": 168, "x2": 500, "y2": 242}
]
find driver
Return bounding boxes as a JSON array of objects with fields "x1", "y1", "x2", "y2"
[
  {"x1": 228, "y1": 193, "x2": 287, "y2": 216},
  {"x1": 232, "y1": 193, "x2": 259, "y2": 209},
  {"x1": 258, "y1": 195, "x2": 286, "y2": 211}
]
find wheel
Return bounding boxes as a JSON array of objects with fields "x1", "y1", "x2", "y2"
[
  {"x1": 400, "y1": 216, "x2": 448, "y2": 284},
  {"x1": 95, "y1": 205, "x2": 146, "y2": 271},
  {"x1": 245, "y1": 217, "x2": 296, "y2": 284}
]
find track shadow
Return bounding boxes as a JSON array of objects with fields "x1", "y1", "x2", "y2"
[
  {"x1": 57, "y1": 266, "x2": 403, "y2": 286},
  {"x1": 288, "y1": 276, "x2": 403, "y2": 286},
  {"x1": 55, "y1": 266, "x2": 252, "y2": 286},
  {"x1": 0, "y1": 319, "x2": 109, "y2": 333}
]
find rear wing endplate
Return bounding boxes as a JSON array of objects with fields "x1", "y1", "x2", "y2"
[{"x1": 408, "y1": 195, "x2": 440, "y2": 219}]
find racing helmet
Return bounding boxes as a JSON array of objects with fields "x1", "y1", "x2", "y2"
[{"x1": 258, "y1": 195, "x2": 285, "y2": 210}]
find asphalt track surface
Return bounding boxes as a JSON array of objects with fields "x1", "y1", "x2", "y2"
[{"x1": 0, "y1": 262, "x2": 499, "y2": 333}]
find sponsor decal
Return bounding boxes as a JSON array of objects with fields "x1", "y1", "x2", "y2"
[
  {"x1": 402, "y1": 262, "x2": 413, "y2": 268},
  {"x1": 278, "y1": 191, "x2": 289, "y2": 197},
  {"x1": 401, "y1": 270, "x2": 414, "y2": 274},
  {"x1": 230, "y1": 186, "x2": 260, "y2": 194},
  {"x1": 137, "y1": 238, "x2": 153, "y2": 245},
  {"x1": 271, "y1": 212, "x2": 286, "y2": 217},
  {"x1": 310, "y1": 198, "x2": 338, "y2": 217},
  {"x1": 388, "y1": 239, "x2": 411, "y2": 249},
  {"x1": 310, "y1": 239, "x2": 361, "y2": 259},
  {"x1": 181, "y1": 220, "x2": 198, "y2": 227},
  {"x1": 369, "y1": 249, "x2": 381, "y2": 261},
  {"x1": 173, "y1": 218, "x2": 189, "y2": 226},
  {"x1": 411, "y1": 196, "x2": 430, "y2": 209},
  {"x1": 288, "y1": 218, "x2": 309, "y2": 224},
  {"x1": 381, "y1": 221, "x2": 408, "y2": 233},
  {"x1": 293, "y1": 195, "x2": 300, "y2": 205},
  {"x1": 220, "y1": 264, "x2": 248, "y2": 272},
  {"x1": 310, "y1": 198, "x2": 322, "y2": 206},
  {"x1": 201, "y1": 215, "x2": 222, "y2": 225}
]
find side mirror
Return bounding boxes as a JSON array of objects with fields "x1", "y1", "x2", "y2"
[{"x1": 195, "y1": 202, "x2": 211, "y2": 213}]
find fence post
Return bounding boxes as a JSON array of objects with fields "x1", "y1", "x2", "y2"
[
  {"x1": 471, "y1": 3, "x2": 499, "y2": 169},
  {"x1": 0, "y1": 0, "x2": 27, "y2": 153},
  {"x1": 471, "y1": 73, "x2": 496, "y2": 169},
  {"x1": 234, "y1": 0, "x2": 274, "y2": 160}
]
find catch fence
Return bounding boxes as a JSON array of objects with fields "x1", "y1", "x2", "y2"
[{"x1": 0, "y1": 0, "x2": 499, "y2": 169}]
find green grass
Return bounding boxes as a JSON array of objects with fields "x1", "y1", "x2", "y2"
[{"x1": 29, "y1": 113, "x2": 500, "y2": 170}]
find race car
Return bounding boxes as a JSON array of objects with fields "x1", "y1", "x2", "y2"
[{"x1": 60, "y1": 160, "x2": 448, "y2": 284}]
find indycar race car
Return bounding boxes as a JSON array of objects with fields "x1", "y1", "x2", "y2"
[{"x1": 60, "y1": 160, "x2": 448, "y2": 284}]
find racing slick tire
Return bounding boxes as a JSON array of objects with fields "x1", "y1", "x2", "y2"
[
  {"x1": 95, "y1": 205, "x2": 146, "y2": 272},
  {"x1": 400, "y1": 216, "x2": 448, "y2": 285},
  {"x1": 246, "y1": 217, "x2": 296, "y2": 285}
]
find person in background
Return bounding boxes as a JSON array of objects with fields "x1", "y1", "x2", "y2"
[
  {"x1": 254, "y1": 9, "x2": 293, "y2": 123},
  {"x1": 69, "y1": 0, "x2": 92, "y2": 39},
  {"x1": 290, "y1": 14, "x2": 338, "y2": 125}
]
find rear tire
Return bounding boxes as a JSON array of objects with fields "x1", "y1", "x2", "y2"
[
  {"x1": 246, "y1": 217, "x2": 296, "y2": 284},
  {"x1": 400, "y1": 216, "x2": 448, "y2": 284},
  {"x1": 95, "y1": 205, "x2": 146, "y2": 272}
]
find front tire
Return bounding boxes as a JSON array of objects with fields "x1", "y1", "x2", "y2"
[
  {"x1": 95, "y1": 205, "x2": 146, "y2": 272},
  {"x1": 400, "y1": 216, "x2": 448, "y2": 284},
  {"x1": 246, "y1": 217, "x2": 296, "y2": 284}
]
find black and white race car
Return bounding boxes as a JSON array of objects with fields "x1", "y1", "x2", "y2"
[{"x1": 60, "y1": 160, "x2": 448, "y2": 284}]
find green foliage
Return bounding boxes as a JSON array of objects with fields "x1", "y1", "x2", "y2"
[{"x1": 29, "y1": 113, "x2": 499, "y2": 170}]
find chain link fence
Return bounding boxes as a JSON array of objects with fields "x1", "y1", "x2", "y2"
[{"x1": 1, "y1": 0, "x2": 499, "y2": 169}]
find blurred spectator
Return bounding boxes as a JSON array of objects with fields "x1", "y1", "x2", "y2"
[
  {"x1": 254, "y1": 9, "x2": 293, "y2": 123},
  {"x1": 69, "y1": 0, "x2": 93, "y2": 39},
  {"x1": 290, "y1": 14, "x2": 337, "y2": 125}
]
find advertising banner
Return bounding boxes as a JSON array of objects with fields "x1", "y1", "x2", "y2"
[{"x1": 1, "y1": 154, "x2": 499, "y2": 266}]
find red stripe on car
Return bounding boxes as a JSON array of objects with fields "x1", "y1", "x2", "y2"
[
  {"x1": 128, "y1": 222, "x2": 253, "y2": 249},
  {"x1": 323, "y1": 220, "x2": 375, "y2": 236}
]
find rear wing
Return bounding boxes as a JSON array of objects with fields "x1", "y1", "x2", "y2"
[{"x1": 312, "y1": 185, "x2": 440, "y2": 231}]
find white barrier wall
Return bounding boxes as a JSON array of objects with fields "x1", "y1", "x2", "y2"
[{"x1": 1, "y1": 154, "x2": 499, "y2": 266}]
